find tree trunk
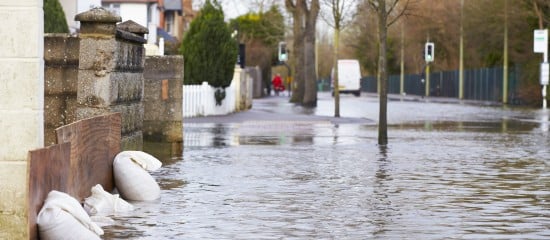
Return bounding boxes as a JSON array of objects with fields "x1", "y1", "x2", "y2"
[
  {"x1": 291, "y1": 37, "x2": 306, "y2": 103},
  {"x1": 287, "y1": 0, "x2": 319, "y2": 106},
  {"x1": 287, "y1": 1, "x2": 305, "y2": 103},
  {"x1": 377, "y1": 0, "x2": 388, "y2": 145},
  {"x1": 333, "y1": 27, "x2": 340, "y2": 117},
  {"x1": 303, "y1": 22, "x2": 318, "y2": 107}
]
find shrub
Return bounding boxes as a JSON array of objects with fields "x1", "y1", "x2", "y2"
[
  {"x1": 44, "y1": 0, "x2": 69, "y2": 33},
  {"x1": 180, "y1": 0, "x2": 237, "y2": 88}
]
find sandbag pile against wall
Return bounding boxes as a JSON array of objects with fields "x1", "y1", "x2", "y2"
[
  {"x1": 36, "y1": 150, "x2": 162, "y2": 239},
  {"x1": 37, "y1": 191, "x2": 103, "y2": 240},
  {"x1": 113, "y1": 151, "x2": 162, "y2": 201}
]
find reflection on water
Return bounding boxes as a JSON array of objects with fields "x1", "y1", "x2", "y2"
[{"x1": 104, "y1": 108, "x2": 550, "y2": 239}]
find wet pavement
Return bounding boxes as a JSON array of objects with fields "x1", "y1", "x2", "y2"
[
  {"x1": 104, "y1": 92, "x2": 550, "y2": 239},
  {"x1": 184, "y1": 93, "x2": 374, "y2": 125}
]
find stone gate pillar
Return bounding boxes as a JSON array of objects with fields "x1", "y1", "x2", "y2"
[
  {"x1": 75, "y1": 8, "x2": 146, "y2": 150},
  {"x1": 0, "y1": 0, "x2": 44, "y2": 239}
]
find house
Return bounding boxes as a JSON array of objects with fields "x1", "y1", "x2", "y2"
[
  {"x1": 158, "y1": 0, "x2": 195, "y2": 41},
  {"x1": 100, "y1": 0, "x2": 195, "y2": 43},
  {"x1": 58, "y1": 0, "x2": 196, "y2": 54},
  {"x1": 101, "y1": 0, "x2": 159, "y2": 32},
  {"x1": 59, "y1": 0, "x2": 102, "y2": 33},
  {"x1": 59, "y1": 0, "x2": 196, "y2": 40}
]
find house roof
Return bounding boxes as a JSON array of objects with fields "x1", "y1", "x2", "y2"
[{"x1": 164, "y1": 0, "x2": 182, "y2": 11}]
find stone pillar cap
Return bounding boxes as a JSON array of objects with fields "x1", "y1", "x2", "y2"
[
  {"x1": 75, "y1": 7, "x2": 122, "y2": 23},
  {"x1": 118, "y1": 20, "x2": 149, "y2": 35}
]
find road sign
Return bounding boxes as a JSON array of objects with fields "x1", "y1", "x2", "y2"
[
  {"x1": 534, "y1": 29, "x2": 548, "y2": 53},
  {"x1": 541, "y1": 62, "x2": 549, "y2": 85}
]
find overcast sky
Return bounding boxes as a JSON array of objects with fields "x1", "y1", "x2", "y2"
[
  {"x1": 193, "y1": 0, "x2": 331, "y2": 34},
  {"x1": 193, "y1": 0, "x2": 284, "y2": 20},
  {"x1": 221, "y1": 0, "x2": 249, "y2": 19}
]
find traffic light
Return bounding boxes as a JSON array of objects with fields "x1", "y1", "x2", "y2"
[
  {"x1": 425, "y1": 42, "x2": 435, "y2": 63},
  {"x1": 278, "y1": 42, "x2": 287, "y2": 62}
]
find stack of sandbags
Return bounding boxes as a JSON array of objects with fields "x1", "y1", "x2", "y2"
[
  {"x1": 37, "y1": 151, "x2": 162, "y2": 239},
  {"x1": 37, "y1": 191, "x2": 103, "y2": 240},
  {"x1": 113, "y1": 151, "x2": 162, "y2": 201}
]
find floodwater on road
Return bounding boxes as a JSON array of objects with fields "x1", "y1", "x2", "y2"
[{"x1": 104, "y1": 94, "x2": 550, "y2": 239}]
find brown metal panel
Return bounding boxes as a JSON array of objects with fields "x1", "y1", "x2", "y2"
[
  {"x1": 55, "y1": 113, "x2": 122, "y2": 201},
  {"x1": 27, "y1": 142, "x2": 71, "y2": 240}
]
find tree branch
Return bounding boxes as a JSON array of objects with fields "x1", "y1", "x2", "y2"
[
  {"x1": 387, "y1": 0, "x2": 411, "y2": 27},
  {"x1": 367, "y1": 0, "x2": 379, "y2": 12},
  {"x1": 387, "y1": 0, "x2": 400, "y2": 15},
  {"x1": 285, "y1": 0, "x2": 296, "y2": 12}
]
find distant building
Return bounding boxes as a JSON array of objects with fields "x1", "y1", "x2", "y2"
[
  {"x1": 59, "y1": 0, "x2": 102, "y2": 33},
  {"x1": 101, "y1": 0, "x2": 159, "y2": 31},
  {"x1": 158, "y1": 0, "x2": 196, "y2": 41},
  {"x1": 58, "y1": 0, "x2": 196, "y2": 54},
  {"x1": 100, "y1": 0, "x2": 195, "y2": 43}
]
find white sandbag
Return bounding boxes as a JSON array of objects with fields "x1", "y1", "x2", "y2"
[
  {"x1": 84, "y1": 184, "x2": 134, "y2": 215},
  {"x1": 124, "y1": 150, "x2": 162, "y2": 171},
  {"x1": 37, "y1": 191, "x2": 103, "y2": 240},
  {"x1": 114, "y1": 151, "x2": 162, "y2": 201},
  {"x1": 38, "y1": 208, "x2": 101, "y2": 240}
]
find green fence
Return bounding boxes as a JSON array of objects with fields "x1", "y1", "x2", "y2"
[{"x1": 361, "y1": 66, "x2": 520, "y2": 103}]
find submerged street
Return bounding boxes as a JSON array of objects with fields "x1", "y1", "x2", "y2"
[{"x1": 105, "y1": 93, "x2": 549, "y2": 239}]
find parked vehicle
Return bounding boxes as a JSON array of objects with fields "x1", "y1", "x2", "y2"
[{"x1": 332, "y1": 59, "x2": 362, "y2": 97}]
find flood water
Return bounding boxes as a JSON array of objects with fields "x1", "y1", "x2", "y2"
[{"x1": 104, "y1": 94, "x2": 550, "y2": 239}]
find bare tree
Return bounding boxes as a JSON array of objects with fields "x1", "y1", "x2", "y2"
[
  {"x1": 321, "y1": 0, "x2": 358, "y2": 117},
  {"x1": 367, "y1": 0, "x2": 410, "y2": 145},
  {"x1": 286, "y1": 0, "x2": 320, "y2": 107}
]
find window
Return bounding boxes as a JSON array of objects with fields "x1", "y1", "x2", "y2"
[
  {"x1": 165, "y1": 12, "x2": 175, "y2": 34},
  {"x1": 102, "y1": 3, "x2": 120, "y2": 16}
]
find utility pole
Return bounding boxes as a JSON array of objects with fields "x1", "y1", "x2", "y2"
[
  {"x1": 400, "y1": 20, "x2": 405, "y2": 95},
  {"x1": 459, "y1": 0, "x2": 464, "y2": 99},
  {"x1": 425, "y1": 64, "x2": 430, "y2": 96},
  {"x1": 502, "y1": 0, "x2": 509, "y2": 104},
  {"x1": 425, "y1": 41, "x2": 434, "y2": 97},
  {"x1": 534, "y1": 29, "x2": 548, "y2": 109}
]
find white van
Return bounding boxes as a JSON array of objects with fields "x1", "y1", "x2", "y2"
[{"x1": 332, "y1": 59, "x2": 362, "y2": 97}]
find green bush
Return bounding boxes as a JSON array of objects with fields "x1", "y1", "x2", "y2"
[
  {"x1": 44, "y1": 0, "x2": 69, "y2": 33},
  {"x1": 180, "y1": 0, "x2": 237, "y2": 88}
]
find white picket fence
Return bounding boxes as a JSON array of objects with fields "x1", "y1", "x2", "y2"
[{"x1": 183, "y1": 68, "x2": 252, "y2": 117}]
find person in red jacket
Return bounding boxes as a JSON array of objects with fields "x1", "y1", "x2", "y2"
[{"x1": 272, "y1": 74, "x2": 285, "y2": 96}]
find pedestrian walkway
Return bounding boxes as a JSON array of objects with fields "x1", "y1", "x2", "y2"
[
  {"x1": 185, "y1": 91, "x2": 505, "y2": 125},
  {"x1": 184, "y1": 95, "x2": 374, "y2": 125},
  {"x1": 367, "y1": 92, "x2": 503, "y2": 106}
]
